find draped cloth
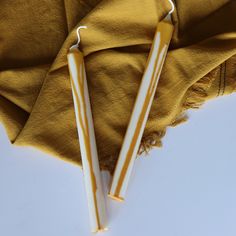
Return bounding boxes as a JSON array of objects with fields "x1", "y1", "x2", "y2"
[{"x1": 0, "y1": 0, "x2": 235, "y2": 173}]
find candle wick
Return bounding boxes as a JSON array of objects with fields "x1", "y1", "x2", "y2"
[
  {"x1": 168, "y1": 0, "x2": 175, "y2": 14},
  {"x1": 70, "y1": 26, "x2": 87, "y2": 50}
]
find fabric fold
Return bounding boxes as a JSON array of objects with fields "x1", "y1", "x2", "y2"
[{"x1": 0, "y1": 0, "x2": 235, "y2": 173}]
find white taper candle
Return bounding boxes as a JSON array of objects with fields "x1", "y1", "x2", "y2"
[
  {"x1": 67, "y1": 27, "x2": 107, "y2": 233},
  {"x1": 109, "y1": 15, "x2": 174, "y2": 201}
]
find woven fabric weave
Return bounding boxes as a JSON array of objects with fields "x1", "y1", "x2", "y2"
[{"x1": 0, "y1": 0, "x2": 235, "y2": 173}]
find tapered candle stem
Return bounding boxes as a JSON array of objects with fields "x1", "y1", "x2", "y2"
[
  {"x1": 67, "y1": 44, "x2": 107, "y2": 232},
  {"x1": 109, "y1": 17, "x2": 174, "y2": 201}
]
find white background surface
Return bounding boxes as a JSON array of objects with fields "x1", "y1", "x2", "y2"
[{"x1": 0, "y1": 93, "x2": 236, "y2": 236}]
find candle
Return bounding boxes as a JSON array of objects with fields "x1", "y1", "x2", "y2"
[
  {"x1": 67, "y1": 26, "x2": 107, "y2": 232},
  {"x1": 108, "y1": 4, "x2": 175, "y2": 202}
]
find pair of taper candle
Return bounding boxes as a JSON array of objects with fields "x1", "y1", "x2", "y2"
[{"x1": 67, "y1": 0, "x2": 174, "y2": 232}]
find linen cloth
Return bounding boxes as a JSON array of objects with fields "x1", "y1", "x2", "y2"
[{"x1": 0, "y1": 0, "x2": 235, "y2": 173}]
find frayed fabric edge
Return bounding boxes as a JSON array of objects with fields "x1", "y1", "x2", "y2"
[
  {"x1": 136, "y1": 69, "x2": 218, "y2": 158},
  {"x1": 102, "y1": 69, "x2": 218, "y2": 174},
  {"x1": 103, "y1": 69, "x2": 218, "y2": 174}
]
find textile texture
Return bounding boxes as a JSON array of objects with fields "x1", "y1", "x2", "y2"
[{"x1": 0, "y1": 0, "x2": 236, "y2": 173}]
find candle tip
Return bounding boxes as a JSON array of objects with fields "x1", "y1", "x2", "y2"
[{"x1": 70, "y1": 25, "x2": 87, "y2": 50}]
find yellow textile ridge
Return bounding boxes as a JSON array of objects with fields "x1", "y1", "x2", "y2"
[{"x1": 0, "y1": 0, "x2": 235, "y2": 173}]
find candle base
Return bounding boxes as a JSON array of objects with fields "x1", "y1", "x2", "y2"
[
  {"x1": 108, "y1": 193, "x2": 125, "y2": 202},
  {"x1": 92, "y1": 227, "x2": 109, "y2": 234}
]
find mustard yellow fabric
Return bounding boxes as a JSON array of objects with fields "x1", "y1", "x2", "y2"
[{"x1": 0, "y1": 0, "x2": 235, "y2": 173}]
